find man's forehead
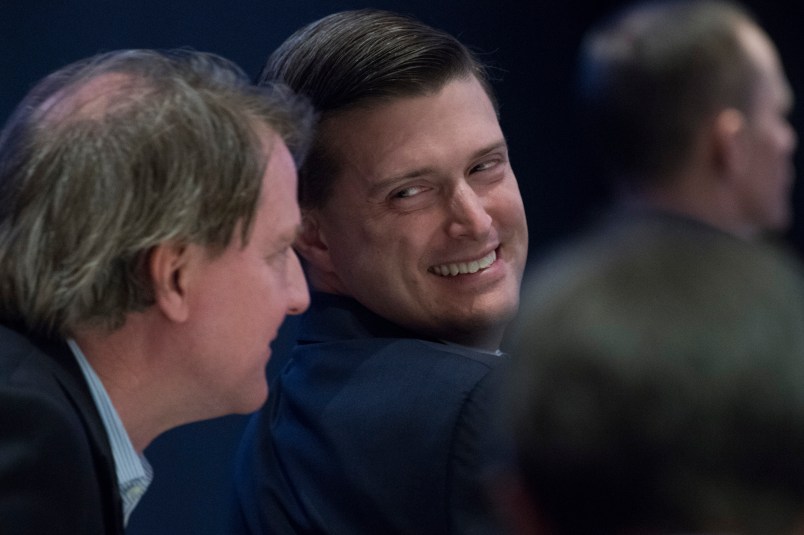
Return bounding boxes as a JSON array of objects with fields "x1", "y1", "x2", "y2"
[{"x1": 740, "y1": 23, "x2": 793, "y2": 110}]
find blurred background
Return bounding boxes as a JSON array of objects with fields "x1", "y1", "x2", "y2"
[{"x1": 3, "y1": 1, "x2": 802, "y2": 533}]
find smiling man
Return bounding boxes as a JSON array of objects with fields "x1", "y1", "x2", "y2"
[{"x1": 232, "y1": 9, "x2": 528, "y2": 535}]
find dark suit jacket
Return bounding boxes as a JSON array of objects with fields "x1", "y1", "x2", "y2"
[
  {"x1": 232, "y1": 293, "x2": 507, "y2": 534},
  {"x1": 0, "y1": 322, "x2": 124, "y2": 534}
]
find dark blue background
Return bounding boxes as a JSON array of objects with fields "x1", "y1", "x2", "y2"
[{"x1": 3, "y1": 1, "x2": 802, "y2": 533}]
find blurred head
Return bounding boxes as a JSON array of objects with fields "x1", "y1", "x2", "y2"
[
  {"x1": 0, "y1": 49, "x2": 315, "y2": 337},
  {"x1": 259, "y1": 9, "x2": 528, "y2": 349},
  {"x1": 501, "y1": 221, "x2": 804, "y2": 534},
  {"x1": 578, "y1": 0, "x2": 796, "y2": 235}
]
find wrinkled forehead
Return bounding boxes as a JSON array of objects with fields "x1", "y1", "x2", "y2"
[{"x1": 38, "y1": 72, "x2": 140, "y2": 124}]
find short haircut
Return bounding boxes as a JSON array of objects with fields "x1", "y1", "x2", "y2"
[
  {"x1": 0, "y1": 49, "x2": 315, "y2": 336},
  {"x1": 503, "y1": 220, "x2": 804, "y2": 533},
  {"x1": 577, "y1": 0, "x2": 760, "y2": 187},
  {"x1": 257, "y1": 8, "x2": 495, "y2": 210}
]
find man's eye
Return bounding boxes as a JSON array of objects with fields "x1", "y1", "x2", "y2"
[
  {"x1": 471, "y1": 159, "x2": 500, "y2": 173},
  {"x1": 393, "y1": 185, "x2": 426, "y2": 199}
]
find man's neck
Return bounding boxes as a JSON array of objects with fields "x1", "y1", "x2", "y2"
[{"x1": 623, "y1": 182, "x2": 757, "y2": 240}]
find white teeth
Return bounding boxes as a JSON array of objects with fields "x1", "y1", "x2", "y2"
[{"x1": 431, "y1": 250, "x2": 496, "y2": 277}]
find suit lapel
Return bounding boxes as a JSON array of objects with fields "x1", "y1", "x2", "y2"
[{"x1": 32, "y1": 334, "x2": 126, "y2": 533}]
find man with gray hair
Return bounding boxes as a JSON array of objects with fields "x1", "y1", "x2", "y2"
[{"x1": 0, "y1": 48, "x2": 313, "y2": 533}]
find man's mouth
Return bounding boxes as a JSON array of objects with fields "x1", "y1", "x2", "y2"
[{"x1": 429, "y1": 250, "x2": 497, "y2": 277}]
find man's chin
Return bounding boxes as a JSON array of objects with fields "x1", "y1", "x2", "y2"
[{"x1": 435, "y1": 305, "x2": 519, "y2": 349}]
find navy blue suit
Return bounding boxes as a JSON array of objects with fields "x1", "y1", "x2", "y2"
[
  {"x1": 232, "y1": 293, "x2": 507, "y2": 534},
  {"x1": 0, "y1": 322, "x2": 123, "y2": 534}
]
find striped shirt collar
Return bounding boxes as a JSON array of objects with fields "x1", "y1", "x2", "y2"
[{"x1": 68, "y1": 339, "x2": 153, "y2": 526}]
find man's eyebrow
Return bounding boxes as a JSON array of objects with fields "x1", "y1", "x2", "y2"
[
  {"x1": 267, "y1": 223, "x2": 303, "y2": 250},
  {"x1": 367, "y1": 139, "x2": 509, "y2": 198},
  {"x1": 469, "y1": 139, "x2": 509, "y2": 160}
]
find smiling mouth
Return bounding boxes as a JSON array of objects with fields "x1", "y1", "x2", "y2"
[{"x1": 429, "y1": 250, "x2": 497, "y2": 277}]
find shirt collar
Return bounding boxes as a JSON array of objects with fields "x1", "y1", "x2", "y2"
[
  {"x1": 68, "y1": 338, "x2": 153, "y2": 526},
  {"x1": 440, "y1": 339, "x2": 504, "y2": 357}
]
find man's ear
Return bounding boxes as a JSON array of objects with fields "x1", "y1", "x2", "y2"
[
  {"x1": 293, "y1": 211, "x2": 336, "y2": 274},
  {"x1": 712, "y1": 107, "x2": 748, "y2": 177},
  {"x1": 149, "y1": 242, "x2": 192, "y2": 323}
]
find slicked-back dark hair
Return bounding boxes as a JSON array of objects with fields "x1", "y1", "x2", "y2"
[{"x1": 258, "y1": 8, "x2": 496, "y2": 210}]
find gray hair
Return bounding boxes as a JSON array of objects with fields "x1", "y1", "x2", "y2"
[{"x1": 0, "y1": 49, "x2": 315, "y2": 336}]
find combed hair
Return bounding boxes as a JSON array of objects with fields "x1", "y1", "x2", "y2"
[
  {"x1": 576, "y1": 0, "x2": 760, "y2": 187},
  {"x1": 0, "y1": 49, "x2": 315, "y2": 336},
  {"x1": 257, "y1": 8, "x2": 496, "y2": 209}
]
